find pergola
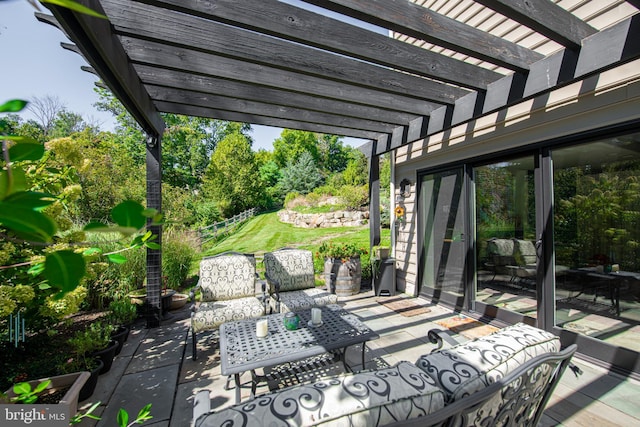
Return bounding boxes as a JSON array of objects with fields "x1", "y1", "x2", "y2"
[{"x1": 37, "y1": 0, "x2": 640, "y2": 326}]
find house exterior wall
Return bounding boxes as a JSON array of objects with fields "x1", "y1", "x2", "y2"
[{"x1": 393, "y1": 59, "x2": 640, "y2": 296}]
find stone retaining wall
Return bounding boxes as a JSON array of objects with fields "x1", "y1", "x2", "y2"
[{"x1": 278, "y1": 209, "x2": 368, "y2": 228}]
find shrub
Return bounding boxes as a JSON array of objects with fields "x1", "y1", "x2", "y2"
[
  {"x1": 283, "y1": 192, "x2": 302, "y2": 208},
  {"x1": 338, "y1": 184, "x2": 369, "y2": 210},
  {"x1": 162, "y1": 231, "x2": 198, "y2": 289}
]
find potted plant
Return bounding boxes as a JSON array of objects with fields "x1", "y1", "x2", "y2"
[
  {"x1": 2, "y1": 372, "x2": 90, "y2": 417},
  {"x1": 317, "y1": 242, "x2": 368, "y2": 296},
  {"x1": 68, "y1": 322, "x2": 117, "y2": 375},
  {"x1": 58, "y1": 355, "x2": 104, "y2": 402},
  {"x1": 109, "y1": 299, "x2": 138, "y2": 355}
]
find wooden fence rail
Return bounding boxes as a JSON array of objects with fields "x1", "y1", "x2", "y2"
[{"x1": 198, "y1": 208, "x2": 257, "y2": 245}]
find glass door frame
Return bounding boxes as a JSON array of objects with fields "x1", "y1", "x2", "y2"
[
  {"x1": 416, "y1": 165, "x2": 472, "y2": 310},
  {"x1": 414, "y1": 126, "x2": 640, "y2": 376},
  {"x1": 469, "y1": 151, "x2": 543, "y2": 327}
]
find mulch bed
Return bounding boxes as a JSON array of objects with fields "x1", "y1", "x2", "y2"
[
  {"x1": 377, "y1": 297, "x2": 431, "y2": 317},
  {"x1": 1, "y1": 310, "x2": 109, "y2": 392}
]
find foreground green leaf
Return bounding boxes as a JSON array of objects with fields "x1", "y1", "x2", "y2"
[
  {"x1": 4, "y1": 191, "x2": 56, "y2": 210},
  {"x1": 8, "y1": 141, "x2": 45, "y2": 161},
  {"x1": 111, "y1": 200, "x2": 146, "y2": 230},
  {"x1": 107, "y1": 253, "x2": 127, "y2": 264},
  {"x1": 117, "y1": 408, "x2": 128, "y2": 427},
  {"x1": 0, "y1": 203, "x2": 57, "y2": 242},
  {"x1": 40, "y1": 0, "x2": 107, "y2": 19},
  {"x1": 12, "y1": 383, "x2": 32, "y2": 395},
  {"x1": 0, "y1": 99, "x2": 27, "y2": 113},
  {"x1": 0, "y1": 167, "x2": 28, "y2": 199},
  {"x1": 44, "y1": 250, "x2": 86, "y2": 293}
]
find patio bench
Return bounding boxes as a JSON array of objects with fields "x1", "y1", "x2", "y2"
[
  {"x1": 192, "y1": 322, "x2": 577, "y2": 426},
  {"x1": 190, "y1": 252, "x2": 268, "y2": 360}
]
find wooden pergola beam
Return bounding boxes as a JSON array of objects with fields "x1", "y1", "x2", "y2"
[
  {"x1": 474, "y1": 0, "x2": 597, "y2": 49},
  {"x1": 134, "y1": 65, "x2": 420, "y2": 126},
  {"x1": 137, "y1": 0, "x2": 501, "y2": 90},
  {"x1": 301, "y1": 0, "x2": 544, "y2": 71}
]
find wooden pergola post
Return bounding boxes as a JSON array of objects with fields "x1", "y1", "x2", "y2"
[{"x1": 145, "y1": 133, "x2": 163, "y2": 328}]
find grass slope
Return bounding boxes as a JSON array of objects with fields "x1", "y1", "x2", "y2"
[{"x1": 203, "y1": 212, "x2": 376, "y2": 257}]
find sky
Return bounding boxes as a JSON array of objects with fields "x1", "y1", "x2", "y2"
[{"x1": 0, "y1": 0, "x2": 369, "y2": 151}]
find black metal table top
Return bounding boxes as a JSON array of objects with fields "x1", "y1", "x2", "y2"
[{"x1": 219, "y1": 304, "x2": 379, "y2": 376}]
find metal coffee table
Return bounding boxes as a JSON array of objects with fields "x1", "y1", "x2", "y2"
[{"x1": 219, "y1": 304, "x2": 379, "y2": 404}]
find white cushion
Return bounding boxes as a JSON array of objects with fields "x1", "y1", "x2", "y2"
[
  {"x1": 415, "y1": 323, "x2": 560, "y2": 403},
  {"x1": 192, "y1": 298, "x2": 265, "y2": 333},
  {"x1": 271, "y1": 288, "x2": 339, "y2": 313},
  {"x1": 194, "y1": 361, "x2": 445, "y2": 427}
]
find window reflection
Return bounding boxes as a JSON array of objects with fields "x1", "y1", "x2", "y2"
[
  {"x1": 554, "y1": 133, "x2": 640, "y2": 350},
  {"x1": 475, "y1": 156, "x2": 537, "y2": 318}
]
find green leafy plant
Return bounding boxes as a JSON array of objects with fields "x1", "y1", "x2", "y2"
[
  {"x1": 70, "y1": 401, "x2": 153, "y2": 426},
  {"x1": 68, "y1": 321, "x2": 114, "y2": 355},
  {"x1": 9, "y1": 379, "x2": 51, "y2": 403},
  {"x1": 316, "y1": 241, "x2": 368, "y2": 261},
  {"x1": 1, "y1": 99, "x2": 162, "y2": 327},
  {"x1": 109, "y1": 298, "x2": 138, "y2": 326}
]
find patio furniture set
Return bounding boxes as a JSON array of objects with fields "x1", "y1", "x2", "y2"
[
  {"x1": 189, "y1": 248, "x2": 577, "y2": 426},
  {"x1": 193, "y1": 322, "x2": 577, "y2": 426},
  {"x1": 189, "y1": 248, "x2": 338, "y2": 360}
]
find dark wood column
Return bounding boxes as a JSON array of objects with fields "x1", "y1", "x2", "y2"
[
  {"x1": 368, "y1": 152, "x2": 381, "y2": 249},
  {"x1": 145, "y1": 133, "x2": 162, "y2": 328}
]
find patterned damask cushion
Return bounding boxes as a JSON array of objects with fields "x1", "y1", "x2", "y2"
[
  {"x1": 415, "y1": 323, "x2": 560, "y2": 403},
  {"x1": 194, "y1": 361, "x2": 445, "y2": 427},
  {"x1": 199, "y1": 253, "x2": 257, "y2": 301},
  {"x1": 264, "y1": 249, "x2": 316, "y2": 293},
  {"x1": 192, "y1": 297, "x2": 265, "y2": 333},
  {"x1": 271, "y1": 288, "x2": 339, "y2": 313},
  {"x1": 513, "y1": 238, "x2": 537, "y2": 266}
]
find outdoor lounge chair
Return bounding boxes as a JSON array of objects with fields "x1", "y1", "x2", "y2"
[
  {"x1": 193, "y1": 322, "x2": 577, "y2": 426},
  {"x1": 263, "y1": 248, "x2": 338, "y2": 313},
  {"x1": 190, "y1": 252, "x2": 267, "y2": 360}
]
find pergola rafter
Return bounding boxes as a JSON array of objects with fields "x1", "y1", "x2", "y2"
[{"x1": 38, "y1": 0, "x2": 640, "y2": 325}]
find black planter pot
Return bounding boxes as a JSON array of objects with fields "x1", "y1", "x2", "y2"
[
  {"x1": 79, "y1": 358, "x2": 104, "y2": 402},
  {"x1": 91, "y1": 340, "x2": 119, "y2": 374},
  {"x1": 111, "y1": 325, "x2": 130, "y2": 356}
]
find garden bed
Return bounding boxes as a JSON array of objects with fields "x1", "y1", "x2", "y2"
[{"x1": 0, "y1": 310, "x2": 109, "y2": 392}]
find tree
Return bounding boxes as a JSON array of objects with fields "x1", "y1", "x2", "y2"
[
  {"x1": 202, "y1": 132, "x2": 264, "y2": 217},
  {"x1": 27, "y1": 95, "x2": 66, "y2": 137},
  {"x1": 161, "y1": 114, "x2": 222, "y2": 190},
  {"x1": 342, "y1": 151, "x2": 369, "y2": 186},
  {"x1": 272, "y1": 129, "x2": 319, "y2": 167},
  {"x1": 50, "y1": 110, "x2": 94, "y2": 138},
  {"x1": 278, "y1": 151, "x2": 324, "y2": 196},
  {"x1": 318, "y1": 134, "x2": 349, "y2": 173}
]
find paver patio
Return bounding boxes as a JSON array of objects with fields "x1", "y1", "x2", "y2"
[{"x1": 75, "y1": 290, "x2": 640, "y2": 427}]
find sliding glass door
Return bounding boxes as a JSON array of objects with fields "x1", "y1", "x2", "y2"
[
  {"x1": 552, "y1": 133, "x2": 640, "y2": 356},
  {"x1": 418, "y1": 168, "x2": 467, "y2": 307},
  {"x1": 474, "y1": 156, "x2": 539, "y2": 322}
]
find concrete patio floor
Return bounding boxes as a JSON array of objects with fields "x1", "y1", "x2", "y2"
[{"x1": 75, "y1": 290, "x2": 640, "y2": 427}]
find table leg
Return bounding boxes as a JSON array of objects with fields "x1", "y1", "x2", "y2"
[
  {"x1": 234, "y1": 373, "x2": 241, "y2": 404},
  {"x1": 250, "y1": 370, "x2": 258, "y2": 400},
  {"x1": 361, "y1": 342, "x2": 367, "y2": 370}
]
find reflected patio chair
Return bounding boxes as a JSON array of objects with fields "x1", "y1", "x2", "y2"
[
  {"x1": 190, "y1": 252, "x2": 267, "y2": 360},
  {"x1": 263, "y1": 248, "x2": 338, "y2": 313}
]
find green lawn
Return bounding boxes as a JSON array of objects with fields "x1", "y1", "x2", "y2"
[{"x1": 200, "y1": 211, "x2": 391, "y2": 279}]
